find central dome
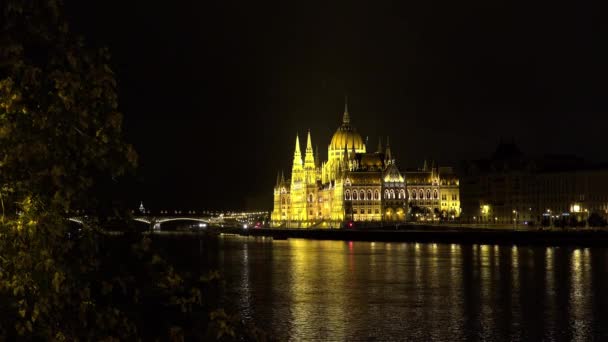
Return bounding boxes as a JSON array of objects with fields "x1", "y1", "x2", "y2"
[
  {"x1": 330, "y1": 125, "x2": 365, "y2": 151},
  {"x1": 328, "y1": 103, "x2": 366, "y2": 159}
]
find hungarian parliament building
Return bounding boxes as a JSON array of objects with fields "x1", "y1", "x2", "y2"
[{"x1": 271, "y1": 102, "x2": 460, "y2": 228}]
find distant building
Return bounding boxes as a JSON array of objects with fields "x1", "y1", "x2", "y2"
[
  {"x1": 271, "y1": 101, "x2": 407, "y2": 227},
  {"x1": 270, "y1": 100, "x2": 461, "y2": 228},
  {"x1": 461, "y1": 143, "x2": 608, "y2": 225},
  {"x1": 404, "y1": 163, "x2": 461, "y2": 220}
]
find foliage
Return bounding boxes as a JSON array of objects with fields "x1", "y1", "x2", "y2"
[
  {"x1": 0, "y1": 200, "x2": 264, "y2": 340},
  {"x1": 0, "y1": 1, "x2": 267, "y2": 340},
  {"x1": 0, "y1": 0, "x2": 137, "y2": 215}
]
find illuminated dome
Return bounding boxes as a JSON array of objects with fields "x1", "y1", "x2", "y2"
[
  {"x1": 328, "y1": 102, "x2": 366, "y2": 156},
  {"x1": 330, "y1": 126, "x2": 365, "y2": 151}
]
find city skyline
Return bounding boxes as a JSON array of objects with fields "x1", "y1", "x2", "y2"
[
  {"x1": 64, "y1": 0, "x2": 606, "y2": 210},
  {"x1": 3, "y1": 2, "x2": 608, "y2": 340}
]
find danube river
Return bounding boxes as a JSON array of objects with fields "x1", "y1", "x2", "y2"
[{"x1": 198, "y1": 235, "x2": 608, "y2": 341}]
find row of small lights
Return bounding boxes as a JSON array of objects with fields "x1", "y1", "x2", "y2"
[{"x1": 138, "y1": 210, "x2": 268, "y2": 216}]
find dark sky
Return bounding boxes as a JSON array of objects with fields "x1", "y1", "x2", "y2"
[{"x1": 65, "y1": 0, "x2": 607, "y2": 211}]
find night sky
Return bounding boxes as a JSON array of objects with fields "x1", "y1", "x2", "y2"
[{"x1": 65, "y1": 0, "x2": 606, "y2": 211}]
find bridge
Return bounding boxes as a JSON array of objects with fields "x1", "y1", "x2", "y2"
[
  {"x1": 133, "y1": 216, "x2": 214, "y2": 230},
  {"x1": 69, "y1": 211, "x2": 268, "y2": 230}
]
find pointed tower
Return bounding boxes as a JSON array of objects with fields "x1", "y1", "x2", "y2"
[
  {"x1": 290, "y1": 133, "x2": 306, "y2": 221},
  {"x1": 292, "y1": 133, "x2": 303, "y2": 169},
  {"x1": 304, "y1": 130, "x2": 315, "y2": 169},
  {"x1": 343, "y1": 144, "x2": 350, "y2": 170},
  {"x1": 304, "y1": 130, "x2": 316, "y2": 185},
  {"x1": 343, "y1": 95, "x2": 350, "y2": 125},
  {"x1": 377, "y1": 136, "x2": 383, "y2": 153},
  {"x1": 385, "y1": 136, "x2": 393, "y2": 165},
  {"x1": 291, "y1": 133, "x2": 303, "y2": 185},
  {"x1": 423, "y1": 159, "x2": 428, "y2": 171}
]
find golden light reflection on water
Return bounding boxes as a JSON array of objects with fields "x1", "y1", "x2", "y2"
[
  {"x1": 289, "y1": 239, "x2": 349, "y2": 340},
  {"x1": 428, "y1": 242, "x2": 440, "y2": 313},
  {"x1": 570, "y1": 248, "x2": 592, "y2": 342},
  {"x1": 215, "y1": 236, "x2": 608, "y2": 341},
  {"x1": 446, "y1": 243, "x2": 463, "y2": 340},
  {"x1": 546, "y1": 247, "x2": 554, "y2": 295},
  {"x1": 479, "y1": 244, "x2": 492, "y2": 339},
  {"x1": 511, "y1": 245, "x2": 519, "y2": 287}
]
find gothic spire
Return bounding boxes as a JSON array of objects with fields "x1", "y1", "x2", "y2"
[
  {"x1": 304, "y1": 130, "x2": 315, "y2": 168},
  {"x1": 292, "y1": 133, "x2": 302, "y2": 168},
  {"x1": 385, "y1": 136, "x2": 392, "y2": 164},
  {"x1": 377, "y1": 136, "x2": 383, "y2": 153},
  {"x1": 342, "y1": 95, "x2": 350, "y2": 125}
]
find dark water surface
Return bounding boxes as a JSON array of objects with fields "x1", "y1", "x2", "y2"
[{"x1": 201, "y1": 236, "x2": 608, "y2": 341}]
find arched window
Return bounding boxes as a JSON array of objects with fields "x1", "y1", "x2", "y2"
[
  {"x1": 374, "y1": 190, "x2": 380, "y2": 200},
  {"x1": 345, "y1": 190, "x2": 351, "y2": 200},
  {"x1": 367, "y1": 190, "x2": 373, "y2": 201},
  {"x1": 426, "y1": 190, "x2": 431, "y2": 200},
  {"x1": 419, "y1": 190, "x2": 424, "y2": 199},
  {"x1": 390, "y1": 189, "x2": 395, "y2": 199},
  {"x1": 400, "y1": 190, "x2": 406, "y2": 199},
  {"x1": 308, "y1": 194, "x2": 313, "y2": 202},
  {"x1": 412, "y1": 190, "x2": 417, "y2": 199},
  {"x1": 360, "y1": 190, "x2": 366, "y2": 200},
  {"x1": 282, "y1": 197, "x2": 286, "y2": 204},
  {"x1": 407, "y1": 190, "x2": 412, "y2": 200},
  {"x1": 384, "y1": 190, "x2": 390, "y2": 199},
  {"x1": 433, "y1": 189, "x2": 438, "y2": 199},
  {"x1": 353, "y1": 191, "x2": 358, "y2": 200},
  {"x1": 345, "y1": 178, "x2": 352, "y2": 186}
]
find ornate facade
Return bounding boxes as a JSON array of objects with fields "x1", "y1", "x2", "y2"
[
  {"x1": 271, "y1": 102, "x2": 461, "y2": 227},
  {"x1": 271, "y1": 103, "x2": 407, "y2": 228},
  {"x1": 404, "y1": 164, "x2": 461, "y2": 220}
]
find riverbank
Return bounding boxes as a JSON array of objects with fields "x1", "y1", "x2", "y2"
[{"x1": 211, "y1": 226, "x2": 608, "y2": 247}]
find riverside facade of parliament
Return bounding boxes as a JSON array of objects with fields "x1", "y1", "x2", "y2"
[{"x1": 271, "y1": 102, "x2": 460, "y2": 228}]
